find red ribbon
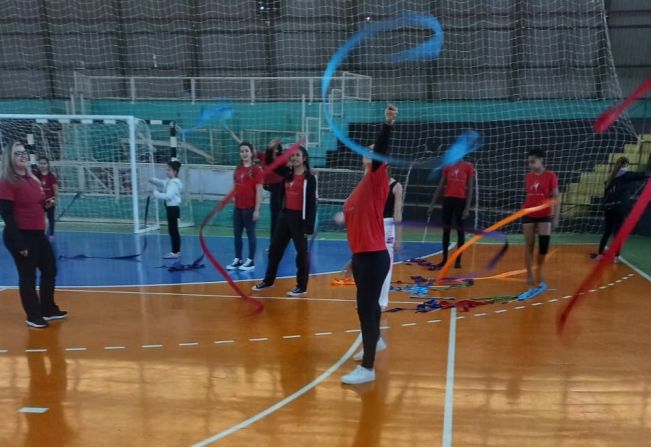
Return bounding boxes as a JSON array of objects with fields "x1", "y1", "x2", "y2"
[
  {"x1": 198, "y1": 144, "x2": 301, "y2": 313},
  {"x1": 558, "y1": 179, "x2": 651, "y2": 333},
  {"x1": 595, "y1": 77, "x2": 651, "y2": 133}
]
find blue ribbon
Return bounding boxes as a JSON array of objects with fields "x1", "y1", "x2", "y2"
[{"x1": 322, "y1": 13, "x2": 444, "y2": 166}]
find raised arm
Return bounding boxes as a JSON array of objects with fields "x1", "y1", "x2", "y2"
[{"x1": 371, "y1": 105, "x2": 397, "y2": 172}]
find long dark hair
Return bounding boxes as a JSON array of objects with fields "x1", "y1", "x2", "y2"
[
  {"x1": 606, "y1": 156, "x2": 629, "y2": 187},
  {"x1": 289, "y1": 145, "x2": 311, "y2": 179},
  {"x1": 265, "y1": 141, "x2": 282, "y2": 166}
]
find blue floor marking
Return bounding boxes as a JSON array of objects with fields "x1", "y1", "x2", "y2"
[{"x1": 0, "y1": 232, "x2": 441, "y2": 288}]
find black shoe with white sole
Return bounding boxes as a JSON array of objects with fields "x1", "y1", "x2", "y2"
[
  {"x1": 25, "y1": 317, "x2": 49, "y2": 328},
  {"x1": 252, "y1": 281, "x2": 273, "y2": 292},
  {"x1": 43, "y1": 310, "x2": 68, "y2": 321},
  {"x1": 287, "y1": 287, "x2": 306, "y2": 297},
  {"x1": 226, "y1": 258, "x2": 242, "y2": 271}
]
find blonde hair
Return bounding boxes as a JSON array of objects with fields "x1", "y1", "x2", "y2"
[
  {"x1": 1, "y1": 142, "x2": 35, "y2": 184},
  {"x1": 606, "y1": 156, "x2": 629, "y2": 186}
]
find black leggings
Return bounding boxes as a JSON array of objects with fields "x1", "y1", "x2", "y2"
[
  {"x1": 166, "y1": 205, "x2": 181, "y2": 254},
  {"x1": 233, "y1": 207, "x2": 256, "y2": 260},
  {"x1": 264, "y1": 210, "x2": 309, "y2": 289},
  {"x1": 46, "y1": 206, "x2": 56, "y2": 237},
  {"x1": 352, "y1": 250, "x2": 390, "y2": 369},
  {"x1": 441, "y1": 197, "x2": 466, "y2": 262},
  {"x1": 599, "y1": 209, "x2": 626, "y2": 256},
  {"x1": 268, "y1": 184, "x2": 283, "y2": 237},
  {"x1": 3, "y1": 229, "x2": 59, "y2": 320}
]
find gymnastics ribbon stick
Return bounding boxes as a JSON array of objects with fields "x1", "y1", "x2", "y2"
[
  {"x1": 435, "y1": 200, "x2": 556, "y2": 284},
  {"x1": 595, "y1": 76, "x2": 651, "y2": 133},
  {"x1": 557, "y1": 179, "x2": 651, "y2": 334}
]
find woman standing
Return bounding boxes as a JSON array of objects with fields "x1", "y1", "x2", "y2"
[
  {"x1": 598, "y1": 156, "x2": 650, "y2": 262},
  {"x1": 226, "y1": 142, "x2": 263, "y2": 272},
  {"x1": 522, "y1": 149, "x2": 560, "y2": 287},
  {"x1": 252, "y1": 145, "x2": 317, "y2": 296},
  {"x1": 341, "y1": 105, "x2": 397, "y2": 385},
  {"x1": 263, "y1": 139, "x2": 284, "y2": 237},
  {"x1": 35, "y1": 156, "x2": 58, "y2": 240},
  {"x1": 427, "y1": 157, "x2": 475, "y2": 269},
  {"x1": 0, "y1": 142, "x2": 66, "y2": 328}
]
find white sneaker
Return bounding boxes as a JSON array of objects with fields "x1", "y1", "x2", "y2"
[
  {"x1": 163, "y1": 252, "x2": 180, "y2": 259},
  {"x1": 353, "y1": 337, "x2": 387, "y2": 362},
  {"x1": 226, "y1": 258, "x2": 242, "y2": 271},
  {"x1": 238, "y1": 258, "x2": 255, "y2": 271},
  {"x1": 341, "y1": 365, "x2": 375, "y2": 385}
]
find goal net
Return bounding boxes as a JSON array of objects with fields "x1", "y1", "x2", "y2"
[
  {"x1": 1, "y1": 0, "x2": 640, "y2": 236},
  {"x1": 0, "y1": 114, "x2": 160, "y2": 233}
]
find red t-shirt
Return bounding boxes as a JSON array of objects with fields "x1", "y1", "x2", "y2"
[
  {"x1": 0, "y1": 176, "x2": 46, "y2": 230},
  {"x1": 234, "y1": 165, "x2": 263, "y2": 209},
  {"x1": 35, "y1": 171, "x2": 58, "y2": 200},
  {"x1": 344, "y1": 165, "x2": 389, "y2": 254},
  {"x1": 443, "y1": 161, "x2": 474, "y2": 199},
  {"x1": 523, "y1": 170, "x2": 558, "y2": 218},
  {"x1": 284, "y1": 174, "x2": 304, "y2": 211}
]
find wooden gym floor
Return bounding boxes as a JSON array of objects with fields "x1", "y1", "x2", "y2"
[{"x1": 0, "y1": 244, "x2": 649, "y2": 447}]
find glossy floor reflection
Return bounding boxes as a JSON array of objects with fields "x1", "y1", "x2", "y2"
[{"x1": 0, "y1": 245, "x2": 649, "y2": 446}]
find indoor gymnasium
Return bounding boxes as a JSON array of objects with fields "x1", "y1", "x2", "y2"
[{"x1": 0, "y1": 1, "x2": 650, "y2": 446}]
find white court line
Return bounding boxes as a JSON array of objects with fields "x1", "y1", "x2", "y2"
[
  {"x1": 442, "y1": 307, "x2": 458, "y2": 447},
  {"x1": 621, "y1": 257, "x2": 651, "y2": 282},
  {"x1": 0, "y1": 243, "x2": 445, "y2": 290},
  {"x1": 54, "y1": 287, "x2": 417, "y2": 305},
  {"x1": 190, "y1": 334, "x2": 362, "y2": 447}
]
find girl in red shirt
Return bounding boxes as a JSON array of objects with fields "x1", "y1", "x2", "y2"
[
  {"x1": 427, "y1": 157, "x2": 475, "y2": 269},
  {"x1": 522, "y1": 148, "x2": 560, "y2": 287},
  {"x1": 0, "y1": 142, "x2": 66, "y2": 328},
  {"x1": 252, "y1": 145, "x2": 317, "y2": 297},
  {"x1": 262, "y1": 140, "x2": 284, "y2": 237},
  {"x1": 226, "y1": 142, "x2": 263, "y2": 272},
  {"x1": 340, "y1": 105, "x2": 397, "y2": 385},
  {"x1": 35, "y1": 156, "x2": 58, "y2": 239}
]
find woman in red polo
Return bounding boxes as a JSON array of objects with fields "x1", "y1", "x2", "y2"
[
  {"x1": 340, "y1": 106, "x2": 397, "y2": 385},
  {"x1": 35, "y1": 156, "x2": 58, "y2": 239},
  {"x1": 0, "y1": 142, "x2": 66, "y2": 328}
]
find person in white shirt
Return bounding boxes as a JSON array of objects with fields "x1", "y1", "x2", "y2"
[{"x1": 149, "y1": 161, "x2": 183, "y2": 259}]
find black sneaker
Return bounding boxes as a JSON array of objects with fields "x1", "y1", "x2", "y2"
[
  {"x1": 287, "y1": 287, "x2": 306, "y2": 297},
  {"x1": 43, "y1": 310, "x2": 68, "y2": 321},
  {"x1": 25, "y1": 317, "x2": 49, "y2": 328},
  {"x1": 252, "y1": 281, "x2": 273, "y2": 292},
  {"x1": 226, "y1": 258, "x2": 242, "y2": 271}
]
